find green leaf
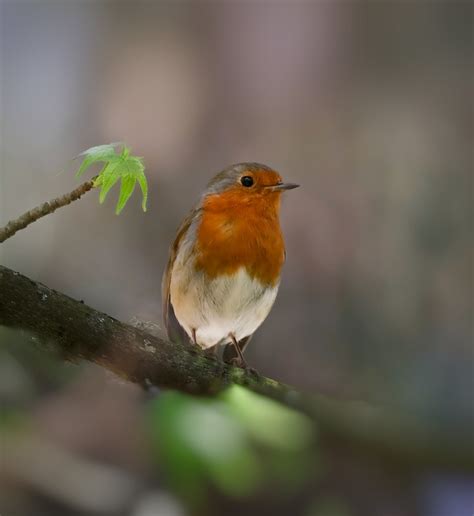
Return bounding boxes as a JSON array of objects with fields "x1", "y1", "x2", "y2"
[
  {"x1": 116, "y1": 174, "x2": 137, "y2": 214},
  {"x1": 137, "y1": 172, "x2": 148, "y2": 212},
  {"x1": 73, "y1": 143, "x2": 149, "y2": 214},
  {"x1": 98, "y1": 166, "x2": 121, "y2": 204},
  {"x1": 75, "y1": 143, "x2": 122, "y2": 178}
]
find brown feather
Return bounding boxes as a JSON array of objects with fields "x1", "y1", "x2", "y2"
[{"x1": 162, "y1": 209, "x2": 198, "y2": 341}]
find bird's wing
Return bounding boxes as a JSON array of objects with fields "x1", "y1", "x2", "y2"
[
  {"x1": 223, "y1": 334, "x2": 253, "y2": 362},
  {"x1": 162, "y1": 209, "x2": 197, "y2": 343}
]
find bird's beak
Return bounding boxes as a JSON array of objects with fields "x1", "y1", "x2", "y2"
[{"x1": 267, "y1": 182, "x2": 300, "y2": 192}]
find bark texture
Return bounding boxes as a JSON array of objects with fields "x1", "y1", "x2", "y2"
[{"x1": 0, "y1": 265, "x2": 472, "y2": 472}]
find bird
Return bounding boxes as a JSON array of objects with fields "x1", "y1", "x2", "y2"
[{"x1": 162, "y1": 162, "x2": 299, "y2": 368}]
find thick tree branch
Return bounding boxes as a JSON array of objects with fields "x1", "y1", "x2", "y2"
[
  {"x1": 0, "y1": 265, "x2": 472, "y2": 472},
  {"x1": 0, "y1": 180, "x2": 95, "y2": 243}
]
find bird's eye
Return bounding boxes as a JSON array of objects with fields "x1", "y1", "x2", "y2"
[{"x1": 240, "y1": 176, "x2": 254, "y2": 187}]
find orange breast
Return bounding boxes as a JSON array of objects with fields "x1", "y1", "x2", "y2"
[{"x1": 194, "y1": 189, "x2": 285, "y2": 286}]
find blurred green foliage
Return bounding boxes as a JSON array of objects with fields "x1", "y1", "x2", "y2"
[
  {"x1": 307, "y1": 497, "x2": 353, "y2": 516},
  {"x1": 146, "y1": 385, "x2": 317, "y2": 507}
]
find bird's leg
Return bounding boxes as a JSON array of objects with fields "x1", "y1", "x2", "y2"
[
  {"x1": 223, "y1": 335, "x2": 252, "y2": 363},
  {"x1": 229, "y1": 333, "x2": 247, "y2": 369},
  {"x1": 191, "y1": 328, "x2": 198, "y2": 346},
  {"x1": 228, "y1": 334, "x2": 259, "y2": 376}
]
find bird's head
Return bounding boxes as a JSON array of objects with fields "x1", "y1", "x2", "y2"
[{"x1": 203, "y1": 163, "x2": 299, "y2": 210}]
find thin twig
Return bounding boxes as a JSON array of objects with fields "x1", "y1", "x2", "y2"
[
  {"x1": 0, "y1": 180, "x2": 95, "y2": 243},
  {"x1": 0, "y1": 265, "x2": 473, "y2": 472}
]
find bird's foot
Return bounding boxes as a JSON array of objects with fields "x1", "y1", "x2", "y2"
[{"x1": 229, "y1": 357, "x2": 259, "y2": 376}]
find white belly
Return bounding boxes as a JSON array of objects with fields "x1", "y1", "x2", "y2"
[{"x1": 170, "y1": 263, "x2": 279, "y2": 349}]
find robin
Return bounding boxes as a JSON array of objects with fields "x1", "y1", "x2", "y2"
[{"x1": 162, "y1": 163, "x2": 298, "y2": 368}]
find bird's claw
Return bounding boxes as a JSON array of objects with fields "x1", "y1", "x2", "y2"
[{"x1": 228, "y1": 357, "x2": 259, "y2": 376}]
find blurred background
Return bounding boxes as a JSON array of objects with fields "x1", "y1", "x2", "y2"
[{"x1": 0, "y1": 1, "x2": 472, "y2": 515}]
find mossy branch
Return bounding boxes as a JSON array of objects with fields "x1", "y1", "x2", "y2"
[{"x1": 0, "y1": 265, "x2": 472, "y2": 472}]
